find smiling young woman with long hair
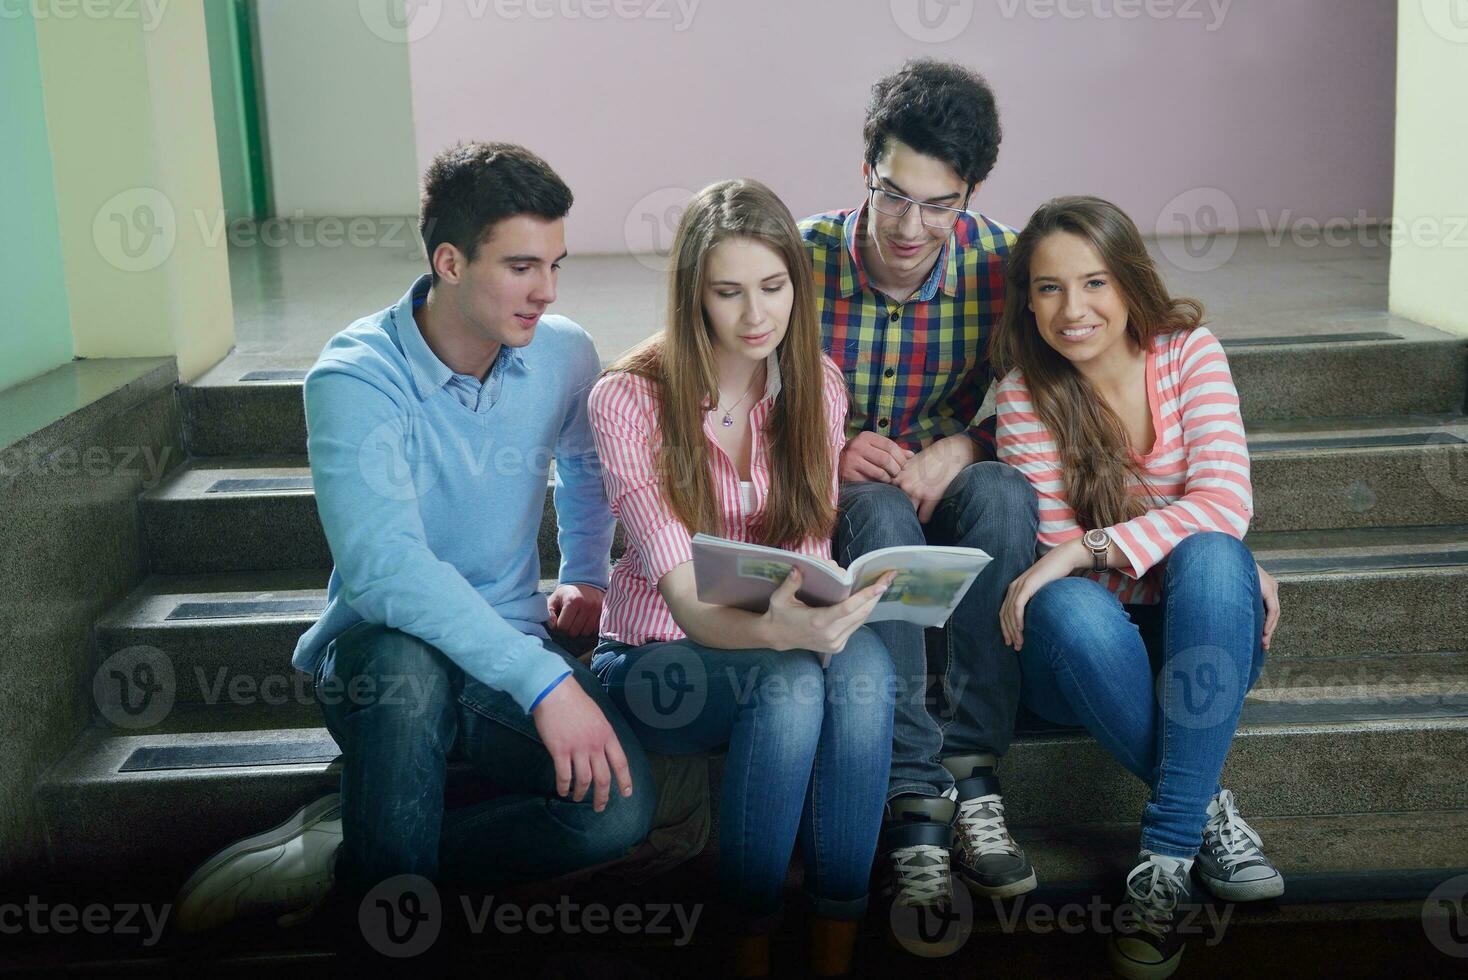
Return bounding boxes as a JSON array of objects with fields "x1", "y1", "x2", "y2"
[
  {"x1": 587, "y1": 179, "x2": 896, "y2": 978},
  {"x1": 989, "y1": 196, "x2": 1284, "y2": 980}
]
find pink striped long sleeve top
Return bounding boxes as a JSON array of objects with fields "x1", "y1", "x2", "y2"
[
  {"x1": 995, "y1": 327, "x2": 1253, "y2": 605},
  {"x1": 587, "y1": 354, "x2": 849, "y2": 646}
]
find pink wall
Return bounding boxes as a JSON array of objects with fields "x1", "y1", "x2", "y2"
[{"x1": 405, "y1": 0, "x2": 1396, "y2": 255}]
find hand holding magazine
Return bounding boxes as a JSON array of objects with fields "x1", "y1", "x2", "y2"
[{"x1": 691, "y1": 533, "x2": 992, "y2": 631}]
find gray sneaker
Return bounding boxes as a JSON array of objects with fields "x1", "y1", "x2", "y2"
[
  {"x1": 175, "y1": 793, "x2": 342, "y2": 933},
  {"x1": 944, "y1": 755, "x2": 1038, "y2": 898},
  {"x1": 1109, "y1": 853, "x2": 1193, "y2": 980},
  {"x1": 1195, "y1": 788, "x2": 1284, "y2": 901}
]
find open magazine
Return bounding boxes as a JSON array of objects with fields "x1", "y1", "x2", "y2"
[{"x1": 691, "y1": 533, "x2": 991, "y2": 631}]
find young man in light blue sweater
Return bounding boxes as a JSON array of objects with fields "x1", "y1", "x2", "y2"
[{"x1": 175, "y1": 143, "x2": 654, "y2": 934}]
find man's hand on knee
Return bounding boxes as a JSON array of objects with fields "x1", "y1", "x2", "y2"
[
  {"x1": 839, "y1": 431, "x2": 913, "y2": 484},
  {"x1": 532, "y1": 680, "x2": 634, "y2": 812},
  {"x1": 893, "y1": 434, "x2": 981, "y2": 523}
]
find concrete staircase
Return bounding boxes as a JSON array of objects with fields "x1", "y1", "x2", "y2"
[{"x1": 34, "y1": 330, "x2": 1468, "y2": 941}]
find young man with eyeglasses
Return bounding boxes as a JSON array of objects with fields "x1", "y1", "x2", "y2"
[{"x1": 798, "y1": 60, "x2": 1041, "y2": 933}]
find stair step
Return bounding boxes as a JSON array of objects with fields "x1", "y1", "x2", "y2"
[
  {"x1": 36, "y1": 696, "x2": 1468, "y2": 889},
  {"x1": 95, "y1": 574, "x2": 579, "y2": 708},
  {"x1": 92, "y1": 528, "x2": 1468, "y2": 713},
  {"x1": 1247, "y1": 415, "x2": 1468, "y2": 532},
  {"x1": 139, "y1": 414, "x2": 1468, "y2": 574},
  {"x1": 180, "y1": 334, "x2": 1468, "y2": 458}
]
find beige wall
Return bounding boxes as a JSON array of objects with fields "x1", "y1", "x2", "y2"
[
  {"x1": 34, "y1": 0, "x2": 236, "y2": 381},
  {"x1": 1390, "y1": 0, "x2": 1468, "y2": 338},
  {"x1": 254, "y1": 0, "x2": 420, "y2": 216}
]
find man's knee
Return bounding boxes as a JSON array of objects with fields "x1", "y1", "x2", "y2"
[
  {"x1": 325, "y1": 625, "x2": 457, "y2": 718},
  {"x1": 837, "y1": 481, "x2": 922, "y2": 551},
  {"x1": 947, "y1": 462, "x2": 1038, "y2": 534}
]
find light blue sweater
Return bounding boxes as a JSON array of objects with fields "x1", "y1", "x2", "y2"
[{"x1": 291, "y1": 275, "x2": 614, "y2": 711}]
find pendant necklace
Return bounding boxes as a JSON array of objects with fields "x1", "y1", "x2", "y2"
[{"x1": 715, "y1": 371, "x2": 762, "y2": 428}]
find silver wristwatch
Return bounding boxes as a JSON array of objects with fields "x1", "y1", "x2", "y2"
[{"x1": 1083, "y1": 528, "x2": 1111, "y2": 572}]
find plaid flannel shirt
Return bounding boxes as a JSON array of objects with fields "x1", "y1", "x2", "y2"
[{"x1": 799, "y1": 201, "x2": 1016, "y2": 457}]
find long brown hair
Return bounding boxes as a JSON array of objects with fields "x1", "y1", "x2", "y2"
[
  {"x1": 608, "y1": 179, "x2": 835, "y2": 547},
  {"x1": 989, "y1": 196, "x2": 1205, "y2": 530}
]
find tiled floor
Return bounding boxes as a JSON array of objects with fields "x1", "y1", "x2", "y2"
[{"x1": 220, "y1": 219, "x2": 1445, "y2": 372}]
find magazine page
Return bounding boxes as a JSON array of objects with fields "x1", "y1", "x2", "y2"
[
  {"x1": 691, "y1": 534, "x2": 854, "y2": 613},
  {"x1": 847, "y1": 545, "x2": 992, "y2": 627}
]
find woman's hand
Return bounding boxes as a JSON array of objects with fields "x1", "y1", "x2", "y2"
[
  {"x1": 1000, "y1": 539, "x2": 1086, "y2": 652},
  {"x1": 762, "y1": 567, "x2": 896, "y2": 655},
  {"x1": 1256, "y1": 562, "x2": 1280, "y2": 651}
]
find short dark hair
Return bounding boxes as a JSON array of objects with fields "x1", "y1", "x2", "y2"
[
  {"x1": 863, "y1": 60, "x2": 1002, "y2": 189},
  {"x1": 419, "y1": 141, "x2": 573, "y2": 282}
]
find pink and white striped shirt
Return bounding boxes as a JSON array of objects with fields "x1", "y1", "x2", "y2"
[
  {"x1": 588, "y1": 354, "x2": 849, "y2": 646},
  {"x1": 995, "y1": 326, "x2": 1253, "y2": 605}
]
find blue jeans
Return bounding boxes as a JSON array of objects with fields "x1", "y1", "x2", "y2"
[
  {"x1": 1019, "y1": 532, "x2": 1267, "y2": 858},
  {"x1": 835, "y1": 462, "x2": 1039, "y2": 799},
  {"x1": 592, "y1": 627, "x2": 894, "y2": 927},
  {"x1": 314, "y1": 623, "x2": 656, "y2": 898}
]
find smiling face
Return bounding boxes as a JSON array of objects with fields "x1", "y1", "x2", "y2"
[
  {"x1": 437, "y1": 213, "x2": 566, "y2": 349},
  {"x1": 700, "y1": 235, "x2": 793, "y2": 369},
  {"x1": 862, "y1": 138, "x2": 971, "y2": 285},
  {"x1": 1027, "y1": 230, "x2": 1136, "y2": 376}
]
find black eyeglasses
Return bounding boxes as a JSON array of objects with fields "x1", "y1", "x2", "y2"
[{"x1": 866, "y1": 178, "x2": 969, "y2": 229}]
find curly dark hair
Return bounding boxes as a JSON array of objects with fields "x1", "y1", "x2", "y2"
[
  {"x1": 419, "y1": 142, "x2": 572, "y2": 282},
  {"x1": 863, "y1": 59, "x2": 1002, "y2": 189}
]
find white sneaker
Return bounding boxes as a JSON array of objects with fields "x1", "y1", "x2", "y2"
[
  {"x1": 1195, "y1": 788, "x2": 1284, "y2": 902},
  {"x1": 175, "y1": 793, "x2": 343, "y2": 933}
]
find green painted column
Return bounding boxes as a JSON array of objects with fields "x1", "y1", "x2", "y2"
[
  {"x1": 0, "y1": 7, "x2": 74, "y2": 392},
  {"x1": 1391, "y1": 1, "x2": 1468, "y2": 337}
]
